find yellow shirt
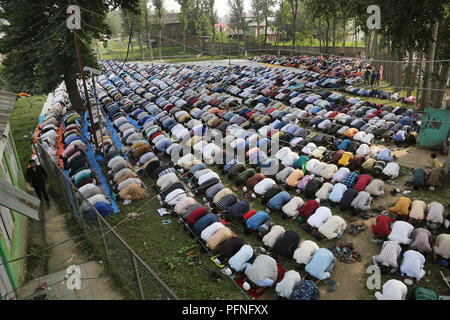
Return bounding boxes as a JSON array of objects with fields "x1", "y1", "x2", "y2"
[
  {"x1": 338, "y1": 152, "x2": 354, "y2": 166},
  {"x1": 389, "y1": 197, "x2": 412, "y2": 216}
]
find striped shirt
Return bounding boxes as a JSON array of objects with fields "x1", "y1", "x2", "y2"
[{"x1": 372, "y1": 241, "x2": 402, "y2": 272}]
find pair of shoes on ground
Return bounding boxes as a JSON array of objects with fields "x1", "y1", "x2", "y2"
[{"x1": 323, "y1": 280, "x2": 337, "y2": 292}]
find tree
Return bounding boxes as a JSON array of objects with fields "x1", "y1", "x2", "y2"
[
  {"x1": 106, "y1": 10, "x2": 122, "y2": 38},
  {"x1": 228, "y1": 0, "x2": 247, "y2": 54},
  {"x1": 0, "y1": 0, "x2": 140, "y2": 113},
  {"x1": 206, "y1": 0, "x2": 218, "y2": 58},
  {"x1": 287, "y1": 0, "x2": 299, "y2": 51},
  {"x1": 250, "y1": 0, "x2": 263, "y2": 39},
  {"x1": 261, "y1": 0, "x2": 275, "y2": 48},
  {"x1": 121, "y1": 2, "x2": 146, "y2": 61},
  {"x1": 176, "y1": 0, "x2": 192, "y2": 54},
  {"x1": 152, "y1": 0, "x2": 165, "y2": 60},
  {"x1": 144, "y1": 0, "x2": 154, "y2": 60}
]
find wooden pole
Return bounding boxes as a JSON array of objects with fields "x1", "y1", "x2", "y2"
[{"x1": 68, "y1": 0, "x2": 99, "y2": 150}]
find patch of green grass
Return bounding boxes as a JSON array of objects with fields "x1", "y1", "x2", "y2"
[
  {"x1": 9, "y1": 95, "x2": 46, "y2": 170},
  {"x1": 99, "y1": 44, "x2": 199, "y2": 61}
]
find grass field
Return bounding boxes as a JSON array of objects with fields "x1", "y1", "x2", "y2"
[{"x1": 9, "y1": 95, "x2": 46, "y2": 170}]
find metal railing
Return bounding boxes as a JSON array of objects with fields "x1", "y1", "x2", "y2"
[{"x1": 34, "y1": 142, "x2": 178, "y2": 300}]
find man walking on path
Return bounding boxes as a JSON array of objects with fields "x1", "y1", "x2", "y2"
[{"x1": 26, "y1": 159, "x2": 50, "y2": 207}]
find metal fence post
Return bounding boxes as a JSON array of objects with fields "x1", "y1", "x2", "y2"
[
  {"x1": 131, "y1": 253, "x2": 145, "y2": 300},
  {"x1": 97, "y1": 215, "x2": 109, "y2": 257}
]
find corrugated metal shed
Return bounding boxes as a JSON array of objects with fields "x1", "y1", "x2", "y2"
[
  {"x1": 0, "y1": 91, "x2": 17, "y2": 136},
  {"x1": 417, "y1": 108, "x2": 450, "y2": 149},
  {"x1": 0, "y1": 179, "x2": 40, "y2": 221}
]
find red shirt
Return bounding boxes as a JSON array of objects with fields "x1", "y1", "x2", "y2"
[
  {"x1": 150, "y1": 132, "x2": 163, "y2": 143},
  {"x1": 371, "y1": 215, "x2": 392, "y2": 239},
  {"x1": 299, "y1": 200, "x2": 320, "y2": 220},
  {"x1": 354, "y1": 174, "x2": 372, "y2": 191},
  {"x1": 243, "y1": 209, "x2": 257, "y2": 221},
  {"x1": 187, "y1": 207, "x2": 207, "y2": 225}
]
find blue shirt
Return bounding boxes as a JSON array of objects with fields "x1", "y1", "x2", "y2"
[
  {"x1": 377, "y1": 148, "x2": 393, "y2": 161},
  {"x1": 228, "y1": 244, "x2": 254, "y2": 272},
  {"x1": 228, "y1": 200, "x2": 250, "y2": 219},
  {"x1": 305, "y1": 248, "x2": 334, "y2": 280},
  {"x1": 267, "y1": 191, "x2": 292, "y2": 210},
  {"x1": 89, "y1": 202, "x2": 113, "y2": 219},
  {"x1": 246, "y1": 211, "x2": 269, "y2": 230},
  {"x1": 189, "y1": 163, "x2": 207, "y2": 175},
  {"x1": 337, "y1": 139, "x2": 351, "y2": 151},
  {"x1": 193, "y1": 213, "x2": 218, "y2": 234},
  {"x1": 328, "y1": 183, "x2": 348, "y2": 203}
]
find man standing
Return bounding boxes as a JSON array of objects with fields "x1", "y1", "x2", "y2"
[{"x1": 26, "y1": 159, "x2": 50, "y2": 207}]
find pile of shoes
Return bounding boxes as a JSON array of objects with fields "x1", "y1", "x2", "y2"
[
  {"x1": 348, "y1": 223, "x2": 368, "y2": 235},
  {"x1": 329, "y1": 243, "x2": 362, "y2": 263}
]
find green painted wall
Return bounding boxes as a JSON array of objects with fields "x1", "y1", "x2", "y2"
[{"x1": 0, "y1": 133, "x2": 28, "y2": 295}]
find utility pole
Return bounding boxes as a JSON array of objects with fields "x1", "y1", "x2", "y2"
[{"x1": 68, "y1": 0, "x2": 99, "y2": 151}]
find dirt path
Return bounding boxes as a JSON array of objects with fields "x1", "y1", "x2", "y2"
[{"x1": 22, "y1": 188, "x2": 122, "y2": 300}]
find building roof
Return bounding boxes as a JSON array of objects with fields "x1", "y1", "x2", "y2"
[
  {"x1": 215, "y1": 21, "x2": 229, "y2": 30},
  {"x1": 0, "y1": 91, "x2": 17, "y2": 136},
  {"x1": 0, "y1": 179, "x2": 40, "y2": 221}
]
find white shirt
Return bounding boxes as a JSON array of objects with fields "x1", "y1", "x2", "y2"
[
  {"x1": 426, "y1": 202, "x2": 444, "y2": 224},
  {"x1": 320, "y1": 164, "x2": 338, "y2": 180},
  {"x1": 200, "y1": 222, "x2": 225, "y2": 241},
  {"x1": 307, "y1": 206, "x2": 332, "y2": 228},
  {"x1": 165, "y1": 189, "x2": 186, "y2": 206},
  {"x1": 198, "y1": 172, "x2": 220, "y2": 186},
  {"x1": 375, "y1": 280, "x2": 407, "y2": 300},
  {"x1": 293, "y1": 240, "x2": 319, "y2": 265},
  {"x1": 157, "y1": 173, "x2": 178, "y2": 190},
  {"x1": 254, "y1": 178, "x2": 276, "y2": 195},
  {"x1": 332, "y1": 167, "x2": 350, "y2": 183},
  {"x1": 262, "y1": 225, "x2": 286, "y2": 249},
  {"x1": 174, "y1": 197, "x2": 198, "y2": 215},
  {"x1": 318, "y1": 216, "x2": 347, "y2": 240},
  {"x1": 388, "y1": 221, "x2": 414, "y2": 245},
  {"x1": 382, "y1": 162, "x2": 400, "y2": 178},
  {"x1": 356, "y1": 144, "x2": 370, "y2": 156},
  {"x1": 400, "y1": 250, "x2": 426, "y2": 281},
  {"x1": 315, "y1": 182, "x2": 334, "y2": 201},
  {"x1": 282, "y1": 197, "x2": 304, "y2": 218},
  {"x1": 275, "y1": 270, "x2": 301, "y2": 299}
]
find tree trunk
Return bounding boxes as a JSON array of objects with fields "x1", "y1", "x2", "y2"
[
  {"x1": 211, "y1": 27, "x2": 216, "y2": 58},
  {"x1": 415, "y1": 51, "x2": 424, "y2": 108},
  {"x1": 332, "y1": 15, "x2": 336, "y2": 50},
  {"x1": 432, "y1": 62, "x2": 449, "y2": 109},
  {"x1": 64, "y1": 71, "x2": 84, "y2": 113},
  {"x1": 325, "y1": 18, "x2": 330, "y2": 52},
  {"x1": 292, "y1": 17, "x2": 297, "y2": 52},
  {"x1": 137, "y1": 32, "x2": 145, "y2": 61},
  {"x1": 354, "y1": 21, "x2": 358, "y2": 56},
  {"x1": 144, "y1": 9, "x2": 154, "y2": 60},
  {"x1": 342, "y1": 20, "x2": 346, "y2": 48},
  {"x1": 264, "y1": 15, "x2": 268, "y2": 49},
  {"x1": 220, "y1": 28, "x2": 224, "y2": 54},
  {"x1": 158, "y1": 29, "x2": 162, "y2": 60},
  {"x1": 421, "y1": 20, "x2": 439, "y2": 109},
  {"x1": 406, "y1": 51, "x2": 414, "y2": 96},
  {"x1": 130, "y1": 33, "x2": 134, "y2": 60}
]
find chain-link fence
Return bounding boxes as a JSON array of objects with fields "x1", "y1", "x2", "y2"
[{"x1": 34, "y1": 142, "x2": 178, "y2": 300}]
